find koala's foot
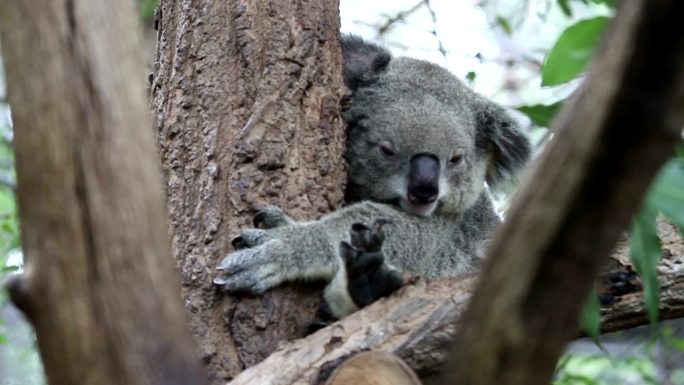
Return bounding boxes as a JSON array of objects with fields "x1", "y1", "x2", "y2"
[
  {"x1": 309, "y1": 220, "x2": 403, "y2": 330},
  {"x1": 214, "y1": 206, "x2": 297, "y2": 293},
  {"x1": 341, "y1": 219, "x2": 403, "y2": 308},
  {"x1": 213, "y1": 238, "x2": 288, "y2": 293}
]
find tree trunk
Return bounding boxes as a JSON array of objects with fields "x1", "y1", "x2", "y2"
[
  {"x1": 150, "y1": 0, "x2": 346, "y2": 382},
  {"x1": 0, "y1": 1, "x2": 208, "y2": 385}
]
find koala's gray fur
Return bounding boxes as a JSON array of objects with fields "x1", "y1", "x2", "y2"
[{"x1": 214, "y1": 35, "x2": 531, "y2": 318}]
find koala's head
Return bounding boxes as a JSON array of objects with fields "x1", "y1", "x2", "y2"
[{"x1": 341, "y1": 35, "x2": 531, "y2": 217}]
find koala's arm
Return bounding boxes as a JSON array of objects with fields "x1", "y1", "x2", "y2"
[{"x1": 213, "y1": 201, "x2": 419, "y2": 295}]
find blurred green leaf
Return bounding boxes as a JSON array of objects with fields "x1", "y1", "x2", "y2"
[
  {"x1": 0, "y1": 333, "x2": 7, "y2": 344},
  {"x1": 645, "y1": 157, "x2": 684, "y2": 232},
  {"x1": 517, "y1": 101, "x2": 563, "y2": 128},
  {"x1": 662, "y1": 328, "x2": 684, "y2": 352},
  {"x1": 676, "y1": 142, "x2": 684, "y2": 158},
  {"x1": 496, "y1": 16, "x2": 513, "y2": 35},
  {"x1": 555, "y1": 373, "x2": 600, "y2": 385},
  {"x1": 633, "y1": 362, "x2": 661, "y2": 385},
  {"x1": 555, "y1": 354, "x2": 572, "y2": 374},
  {"x1": 139, "y1": 0, "x2": 158, "y2": 21},
  {"x1": 466, "y1": 71, "x2": 477, "y2": 84},
  {"x1": 579, "y1": 291, "x2": 601, "y2": 339},
  {"x1": 629, "y1": 209, "x2": 661, "y2": 324},
  {"x1": 589, "y1": 0, "x2": 615, "y2": 6},
  {"x1": 558, "y1": 0, "x2": 572, "y2": 17},
  {"x1": 542, "y1": 17, "x2": 609, "y2": 86},
  {"x1": 629, "y1": 156, "x2": 684, "y2": 326}
]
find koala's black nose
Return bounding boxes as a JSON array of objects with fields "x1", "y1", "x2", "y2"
[{"x1": 408, "y1": 153, "x2": 440, "y2": 204}]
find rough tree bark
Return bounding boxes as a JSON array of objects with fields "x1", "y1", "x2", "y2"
[
  {"x1": 151, "y1": 0, "x2": 346, "y2": 382},
  {"x1": 447, "y1": 1, "x2": 684, "y2": 384},
  {"x1": 151, "y1": 1, "x2": 684, "y2": 384},
  {"x1": 0, "y1": 1, "x2": 208, "y2": 385}
]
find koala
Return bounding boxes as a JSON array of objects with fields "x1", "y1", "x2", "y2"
[{"x1": 214, "y1": 35, "x2": 531, "y2": 320}]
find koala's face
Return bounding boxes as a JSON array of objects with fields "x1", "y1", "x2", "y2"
[
  {"x1": 344, "y1": 59, "x2": 489, "y2": 216},
  {"x1": 341, "y1": 38, "x2": 530, "y2": 217}
]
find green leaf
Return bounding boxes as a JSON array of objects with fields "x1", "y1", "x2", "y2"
[
  {"x1": 555, "y1": 354, "x2": 572, "y2": 374},
  {"x1": 675, "y1": 142, "x2": 684, "y2": 159},
  {"x1": 662, "y1": 328, "x2": 684, "y2": 352},
  {"x1": 517, "y1": 101, "x2": 563, "y2": 128},
  {"x1": 558, "y1": 0, "x2": 572, "y2": 17},
  {"x1": 579, "y1": 291, "x2": 601, "y2": 339},
  {"x1": 589, "y1": 0, "x2": 615, "y2": 6},
  {"x1": 0, "y1": 333, "x2": 7, "y2": 344},
  {"x1": 465, "y1": 71, "x2": 477, "y2": 84},
  {"x1": 139, "y1": 0, "x2": 159, "y2": 21},
  {"x1": 556, "y1": 374, "x2": 600, "y2": 385},
  {"x1": 668, "y1": 337, "x2": 684, "y2": 352},
  {"x1": 542, "y1": 17, "x2": 609, "y2": 86},
  {"x1": 645, "y1": 157, "x2": 684, "y2": 231},
  {"x1": 629, "y1": 209, "x2": 661, "y2": 324},
  {"x1": 1, "y1": 265, "x2": 18, "y2": 273},
  {"x1": 496, "y1": 16, "x2": 513, "y2": 35}
]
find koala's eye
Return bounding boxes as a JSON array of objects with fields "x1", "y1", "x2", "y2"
[
  {"x1": 378, "y1": 142, "x2": 396, "y2": 158},
  {"x1": 449, "y1": 153, "x2": 464, "y2": 165}
]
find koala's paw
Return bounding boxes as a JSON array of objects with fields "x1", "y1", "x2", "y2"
[
  {"x1": 215, "y1": 207, "x2": 300, "y2": 294},
  {"x1": 340, "y1": 219, "x2": 403, "y2": 308},
  {"x1": 213, "y1": 240, "x2": 286, "y2": 294},
  {"x1": 253, "y1": 205, "x2": 294, "y2": 229}
]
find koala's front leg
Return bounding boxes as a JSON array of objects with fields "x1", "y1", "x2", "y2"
[
  {"x1": 214, "y1": 202, "x2": 412, "y2": 300},
  {"x1": 214, "y1": 206, "x2": 340, "y2": 294}
]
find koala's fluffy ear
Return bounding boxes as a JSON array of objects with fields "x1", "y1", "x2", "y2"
[
  {"x1": 341, "y1": 35, "x2": 392, "y2": 91},
  {"x1": 475, "y1": 98, "x2": 532, "y2": 187}
]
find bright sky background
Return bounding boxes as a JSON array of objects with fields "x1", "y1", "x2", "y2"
[{"x1": 340, "y1": 0, "x2": 611, "y2": 106}]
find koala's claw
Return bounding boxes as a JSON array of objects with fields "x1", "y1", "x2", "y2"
[
  {"x1": 231, "y1": 235, "x2": 249, "y2": 250},
  {"x1": 214, "y1": 269, "x2": 276, "y2": 294},
  {"x1": 214, "y1": 240, "x2": 288, "y2": 295},
  {"x1": 231, "y1": 229, "x2": 272, "y2": 250},
  {"x1": 342, "y1": 219, "x2": 403, "y2": 308},
  {"x1": 253, "y1": 206, "x2": 294, "y2": 229},
  {"x1": 340, "y1": 240, "x2": 384, "y2": 276},
  {"x1": 349, "y1": 223, "x2": 370, "y2": 249},
  {"x1": 349, "y1": 219, "x2": 389, "y2": 253}
]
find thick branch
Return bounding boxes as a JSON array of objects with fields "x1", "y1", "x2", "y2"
[
  {"x1": 447, "y1": 1, "x2": 684, "y2": 384},
  {"x1": 226, "y1": 221, "x2": 684, "y2": 385},
  {"x1": 0, "y1": 1, "x2": 207, "y2": 384},
  {"x1": 151, "y1": 1, "x2": 346, "y2": 380}
]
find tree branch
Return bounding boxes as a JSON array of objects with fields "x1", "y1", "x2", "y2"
[
  {"x1": 446, "y1": 1, "x2": 684, "y2": 384},
  {"x1": 377, "y1": 1, "x2": 425, "y2": 35},
  {"x1": 0, "y1": 1, "x2": 209, "y2": 384},
  {"x1": 226, "y1": 221, "x2": 684, "y2": 385}
]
